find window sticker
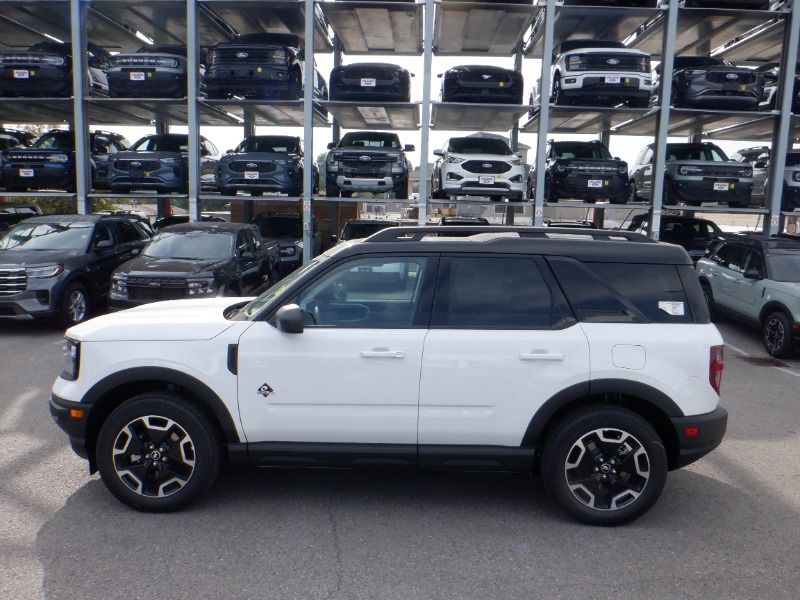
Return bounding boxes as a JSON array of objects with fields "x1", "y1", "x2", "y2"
[{"x1": 658, "y1": 301, "x2": 685, "y2": 316}]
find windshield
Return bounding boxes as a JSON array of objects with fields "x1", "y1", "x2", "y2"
[
  {"x1": 143, "y1": 231, "x2": 233, "y2": 260},
  {"x1": 786, "y1": 154, "x2": 800, "y2": 167},
  {"x1": 132, "y1": 135, "x2": 188, "y2": 152},
  {"x1": 239, "y1": 256, "x2": 322, "y2": 320},
  {"x1": 33, "y1": 132, "x2": 73, "y2": 150},
  {"x1": 674, "y1": 56, "x2": 727, "y2": 69},
  {"x1": 255, "y1": 216, "x2": 301, "y2": 238},
  {"x1": 448, "y1": 138, "x2": 512, "y2": 155},
  {"x1": 141, "y1": 45, "x2": 186, "y2": 56},
  {"x1": 551, "y1": 143, "x2": 611, "y2": 160},
  {"x1": 339, "y1": 132, "x2": 400, "y2": 149},
  {"x1": 666, "y1": 145, "x2": 728, "y2": 161},
  {"x1": 0, "y1": 222, "x2": 92, "y2": 251},
  {"x1": 341, "y1": 222, "x2": 397, "y2": 241},
  {"x1": 768, "y1": 254, "x2": 800, "y2": 282},
  {"x1": 238, "y1": 137, "x2": 300, "y2": 153}
]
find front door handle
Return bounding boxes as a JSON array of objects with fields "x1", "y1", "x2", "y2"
[
  {"x1": 360, "y1": 348, "x2": 405, "y2": 359},
  {"x1": 519, "y1": 351, "x2": 564, "y2": 361}
]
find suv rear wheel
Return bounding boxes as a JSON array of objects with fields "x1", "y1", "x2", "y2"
[
  {"x1": 763, "y1": 311, "x2": 795, "y2": 358},
  {"x1": 96, "y1": 393, "x2": 222, "y2": 512},
  {"x1": 541, "y1": 406, "x2": 667, "y2": 526}
]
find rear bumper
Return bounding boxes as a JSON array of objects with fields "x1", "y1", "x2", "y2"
[{"x1": 670, "y1": 405, "x2": 728, "y2": 469}]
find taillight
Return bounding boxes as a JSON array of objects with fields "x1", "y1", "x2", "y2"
[{"x1": 709, "y1": 345, "x2": 724, "y2": 395}]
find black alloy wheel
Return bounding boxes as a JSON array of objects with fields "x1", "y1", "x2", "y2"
[{"x1": 763, "y1": 311, "x2": 794, "y2": 358}]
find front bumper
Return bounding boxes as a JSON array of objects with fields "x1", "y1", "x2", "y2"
[
  {"x1": 677, "y1": 78, "x2": 761, "y2": 110},
  {"x1": 442, "y1": 84, "x2": 522, "y2": 104},
  {"x1": 330, "y1": 78, "x2": 409, "y2": 102},
  {"x1": 204, "y1": 65, "x2": 299, "y2": 100},
  {"x1": 108, "y1": 69, "x2": 186, "y2": 98},
  {"x1": 218, "y1": 163, "x2": 300, "y2": 193},
  {"x1": 560, "y1": 73, "x2": 651, "y2": 101},
  {"x1": 2, "y1": 164, "x2": 73, "y2": 190},
  {"x1": 0, "y1": 66, "x2": 71, "y2": 96},
  {"x1": 333, "y1": 175, "x2": 398, "y2": 192},
  {"x1": 670, "y1": 405, "x2": 728, "y2": 469},
  {"x1": 441, "y1": 164, "x2": 525, "y2": 199},
  {"x1": 552, "y1": 172, "x2": 628, "y2": 201},
  {"x1": 50, "y1": 392, "x2": 92, "y2": 461},
  {"x1": 782, "y1": 183, "x2": 800, "y2": 210},
  {"x1": 673, "y1": 178, "x2": 752, "y2": 206},
  {"x1": 110, "y1": 164, "x2": 187, "y2": 192}
]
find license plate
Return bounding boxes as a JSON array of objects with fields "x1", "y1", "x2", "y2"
[
  {"x1": 130, "y1": 72, "x2": 146, "y2": 81},
  {"x1": 713, "y1": 182, "x2": 729, "y2": 191},
  {"x1": 360, "y1": 78, "x2": 376, "y2": 87},
  {"x1": 605, "y1": 76, "x2": 621, "y2": 84},
  {"x1": 19, "y1": 168, "x2": 33, "y2": 177},
  {"x1": 588, "y1": 179, "x2": 603, "y2": 188},
  {"x1": 244, "y1": 171, "x2": 259, "y2": 180},
  {"x1": 13, "y1": 70, "x2": 29, "y2": 79},
  {"x1": 479, "y1": 175, "x2": 495, "y2": 185}
]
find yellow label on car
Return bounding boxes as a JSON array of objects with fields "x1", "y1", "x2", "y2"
[
  {"x1": 498, "y1": 82, "x2": 504, "y2": 87},
  {"x1": 144, "y1": 172, "x2": 151, "y2": 177},
  {"x1": 257, "y1": 67, "x2": 262, "y2": 73},
  {"x1": 740, "y1": 85, "x2": 747, "y2": 91},
  {"x1": 731, "y1": 183, "x2": 735, "y2": 189}
]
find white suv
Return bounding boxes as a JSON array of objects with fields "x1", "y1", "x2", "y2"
[
  {"x1": 51, "y1": 226, "x2": 727, "y2": 525},
  {"x1": 431, "y1": 136, "x2": 526, "y2": 202}
]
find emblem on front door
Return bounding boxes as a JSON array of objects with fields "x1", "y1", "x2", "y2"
[{"x1": 257, "y1": 383, "x2": 274, "y2": 397}]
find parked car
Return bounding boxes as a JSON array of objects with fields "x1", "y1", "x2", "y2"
[
  {"x1": 629, "y1": 142, "x2": 753, "y2": 207},
  {"x1": 325, "y1": 131, "x2": 414, "y2": 199},
  {"x1": 432, "y1": 136, "x2": 525, "y2": 201},
  {"x1": 730, "y1": 146, "x2": 770, "y2": 202},
  {"x1": 755, "y1": 63, "x2": 786, "y2": 110},
  {"x1": 537, "y1": 40, "x2": 652, "y2": 108},
  {"x1": 698, "y1": 233, "x2": 800, "y2": 357},
  {"x1": 333, "y1": 219, "x2": 399, "y2": 244},
  {"x1": 107, "y1": 44, "x2": 188, "y2": 98},
  {"x1": 251, "y1": 212, "x2": 321, "y2": 276},
  {"x1": 2, "y1": 129, "x2": 129, "y2": 192},
  {"x1": 152, "y1": 214, "x2": 226, "y2": 231},
  {"x1": 0, "y1": 202, "x2": 42, "y2": 234},
  {"x1": 440, "y1": 65, "x2": 523, "y2": 104},
  {"x1": 656, "y1": 56, "x2": 762, "y2": 111},
  {"x1": 109, "y1": 133, "x2": 219, "y2": 194},
  {"x1": 626, "y1": 214, "x2": 723, "y2": 261},
  {"x1": 0, "y1": 133, "x2": 25, "y2": 188},
  {"x1": 51, "y1": 225, "x2": 727, "y2": 525},
  {"x1": 0, "y1": 214, "x2": 150, "y2": 325},
  {"x1": 0, "y1": 128, "x2": 35, "y2": 147},
  {"x1": 531, "y1": 140, "x2": 628, "y2": 204},
  {"x1": 439, "y1": 216, "x2": 490, "y2": 225},
  {"x1": 679, "y1": 0, "x2": 770, "y2": 8},
  {"x1": 204, "y1": 33, "x2": 327, "y2": 101},
  {"x1": 329, "y1": 62, "x2": 411, "y2": 102},
  {"x1": 217, "y1": 135, "x2": 318, "y2": 196},
  {"x1": 764, "y1": 151, "x2": 800, "y2": 210},
  {"x1": 110, "y1": 222, "x2": 278, "y2": 310},
  {"x1": 0, "y1": 41, "x2": 109, "y2": 97},
  {"x1": 543, "y1": 219, "x2": 595, "y2": 228}
]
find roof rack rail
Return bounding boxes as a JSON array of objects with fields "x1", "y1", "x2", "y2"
[{"x1": 366, "y1": 226, "x2": 655, "y2": 243}]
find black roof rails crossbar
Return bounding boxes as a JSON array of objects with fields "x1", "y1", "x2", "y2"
[{"x1": 366, "y1": 226, "x2": 655, "y2": 243}]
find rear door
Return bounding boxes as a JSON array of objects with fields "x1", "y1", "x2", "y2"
[{"x1": 418, "y1": 255, "x2": 589, "y2": 451}]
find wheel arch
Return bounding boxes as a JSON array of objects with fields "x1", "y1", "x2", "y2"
[
  {"x1": 522, "y1": 380, "x2": 683, "y2": 470},
  {"x1": 83, "y1": 367, "x2": 240, "y2": 472},
  {"x1": 759, "y1": 300, "x2": 795, "y2": 326}
]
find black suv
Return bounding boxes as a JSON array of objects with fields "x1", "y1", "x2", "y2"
[
  {"x1": 2, "y1": 129, "x2": 129, "y2": 192},
  {"x1": 659, "y1": 56, "x2": 762, "y2": 111},
  {"x1": 251, "y1": 213, "x2": 322, "y2": 276},
  {"x1": 626, "y1": 214, "x2": 723, "y2": 262},
  {"x1": 216, "y1": 135, "x2": 318, "y2": 196},
  {"x1": 204, "y1": 33, "x2": 327, "y2": 101},
  {"x1": 110, "y1": 222, "x2": 279, "y2": 309},
  {"x1": 440, "y1": 65, "x2": 523, "y2": 104},
  {"x1": 0, "y1": 214, "x2": 150, "y2": 325},
  {"x1": 0, "y1": 202, "x2": 42, "y2": 234},
  {"x1": 334, "y1": 219, "x2": 400, "y2": 244},
  {"x1": 535, "y1": 140, "x2": 628, "y2": 204},
  {"x1": 107, "y1": 44, "x2": 188, "y2": 98},
  {"x1": 329, "y1": 62, "x2": 411, "y2": 102}
]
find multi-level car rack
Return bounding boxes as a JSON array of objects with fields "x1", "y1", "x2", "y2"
[{"x1": 0, "y1": 0, "x2": 798, "y2": 262}]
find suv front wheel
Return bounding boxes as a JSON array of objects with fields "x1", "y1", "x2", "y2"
[
  {"x1": 763, "y1": 311, "x2": 795, "y2": 358},
  {"x1": 541, "y1": 406, "x2": 667, "y2": 526},
  {"x1": 96, "y1": 393, "x2": 222, "y2": 512}
]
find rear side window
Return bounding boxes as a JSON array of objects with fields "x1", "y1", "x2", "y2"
[{"x1": 431, "y1": 257, "x2": 573, "y2": 329}]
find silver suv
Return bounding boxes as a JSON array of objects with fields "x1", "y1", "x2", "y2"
[
  {"x1": 629, "y1": 142, "x2": 753, "y2": 207},
  {"x1": 697, "y1": 234, "x2": 800, "y2": 357}
]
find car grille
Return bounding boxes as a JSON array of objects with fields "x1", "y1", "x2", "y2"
[
  {"x1": 699, "y1": 166, "x2": 742, "y2": 177},
  {"x1": 462, "y1": 160, "x2": 512, "y2": 174},
  {"x1": 457, "y1": 71, "x2": 514, "y2": 84},
  {"x1": 229, "y1": 161, "x2": 276, "y2": 173},
  {"x1": 564, "y1": 162, "x2": 620, "y2": 175},
  {"x1": 126, "y1": 277, "x2": 188, "y2": 301},
  {"x1": 706, "y1": 72, "x2": 756, "y2": 84},
  {"x1": 342, "y1": 165, "x2": 392, "y2": 177},
  {"x1": 574, "y1": 53, "x2": 647, "y2": 72},
  {"x1": 340, "y1": 68, "x2": 395, "y2": 81},
  {"x1": 115, "y1": 159, "x2": 162, "y2": 171},
  {"x1": 5, "y1": 154, "x2": 49, "y2": 163},
  {"x1": 0, "y1": 268, "x2": 26, "y2": 296},
  {"x1": 214, "y1": 48, "x2": 281, "y2": 63}
]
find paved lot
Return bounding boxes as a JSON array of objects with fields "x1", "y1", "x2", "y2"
[{"x1": 2, "y1": 316, "x2": 799, "y2": 600}]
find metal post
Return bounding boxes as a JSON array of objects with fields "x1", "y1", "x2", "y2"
[
  {"x1": 332, "y1": 39, "x2": 342, "y2": 145},
  {"x1": 155, "y1": 118, "x2": 168, "y2": 136},
  {"x1": 649, "y1": 0, "x2": 679, "y2": 240},
  {"x1": 302, "y1": 0, "x2": 315, "y2": 262},
  {"x1": 417, "y1": 0, "x2": 435, "y2": 226},
  {"x1": 766, "y1": 5, "x2": 800, "y2": 235},
  {"x1": 533, "y1": 0, "x2": 556, "y2": 227},
  {"x1": 243, "y1": 113, "x2": 255, "y2": 139},
  {"x1": 505, "y1": 46, "x2": 524, "y2": 226},
  {"x1": 186, "y1": 0, "x2": 201, "y2": 222},
  {"x1": 599, "y1": 129, "x2": 610, "y2": 148},
  {"x1": 70, "y1": 0, "x2": 90, "y2": 215}
]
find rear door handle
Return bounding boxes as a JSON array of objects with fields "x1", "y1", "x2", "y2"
[
  {"x1": 519, "y1": 352, "x2": 564, "y2": 361},
  {"x1": 360, "y1": 348, "x2": 405, "y2": 359}
]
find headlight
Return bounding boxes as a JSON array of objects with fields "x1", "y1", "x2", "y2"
[
  {"x1": 740, "y1": 168, "x2": 752, "y2": 177},
  {"x1": 161, "y1": 157, "x2": 181, "y2": 165},
  {"x1": 446, "y1": 156, "x2": 464, "y2": 164},
  {"x1": 47, "y1": 154, "x2": 69, "y2": 163},
  {"x1": 327, "y1": 153, "x2": 337, "y2": 165},
  {"x1": 793, "y1": 171, "x2": 800, "y2": 182},
  {"x1": 566, "y1": 55, "x2": 584, "y2": 71},
  {"x1": 555, "y1": 163, "x2": 566, "y2": 173},
  {"x1": 62, "y1": 338, "x2": 80, "y2": 381},
  {"x1": 679, "y1": 165, "x2": 703, "y2": 176},
  {"x1": 186, "y1": 279, "x2": 215, "y2": 295},
  {"x1": 618, "y1": 164, "x2": 628, "y2": 174},
  {"x1": 26, "y1": 264, "x2": 63, "y2": 278},
  {"x1": 510, "y1": 158, "x2": 521, "y2": 166},
  {"x1": 111, "y1": 273, "x2": 128, "y2": 296},
  {"x1": 41, "y1": 55, "x2": 66, "y2": 66},
  {"x1": 684, "y1": 69, "x2": 707, "y2": 76},
  {"x1": 280, "y1": 246, "x2": 297, "y2": 257}
]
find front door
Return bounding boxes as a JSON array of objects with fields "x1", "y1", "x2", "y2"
[{"x1": 237, "y1": 254, "x2": 435, "y2": 445}]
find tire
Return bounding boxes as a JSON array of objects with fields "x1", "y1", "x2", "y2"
[
  {"x1": 96, "y1": 393, "x2": 222, "y2": 512},
  {"x1": 701, "y1": 281, "x2": 716, "y2": 320},
  {"x1": 545, "y1": 175, "x2": 557, "y2": 203},
  {"x1": 609, "y1": 194, "x2": 627, "y2": 205},
  {"x1": 325, "y1": 182, "x2": 340, "y2": 197},
  {"x1": 627, "y1": 96, "x2": 650, "y2": 109},
  {"x1": 541, "y1": 406, "x2": 667, "y2": 526},
  {"x1": 762, "y1": 311, "x2": 795, "y2": 358},
  {"x1": 552, "y1": 74, "x2": 565, "y2": 105},
  {"x1": 59, "y1": 282, "x2": 90, "y2": 327},
  {"x1": 628, "y1": 182, "x2": 639, "y2": 203},
  {"x1": 394, "y1": 178, "x2": 409, "y2": 200},
  {"x1": 663, "y1": 179, "x2": 677, "y2": 205}
]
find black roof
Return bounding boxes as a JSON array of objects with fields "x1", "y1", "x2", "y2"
[
  {"x1": 23, "y1": 214, "x2": 125, "y2": 224},
  {"x1": 717, "y1": 233, "x2": 800, "y2": 252},
  {"x1": 347, "y1": 227, "x2": 692, "y2": 265},
  {"x1": 159, "y1": 222, "x2": 256, "y2": 234}
]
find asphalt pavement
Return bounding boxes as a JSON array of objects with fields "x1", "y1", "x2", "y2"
[{"x1": 1, "y1": 316, "x2": 799, "y2": 600}]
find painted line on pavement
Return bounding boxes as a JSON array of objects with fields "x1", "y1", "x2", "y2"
[{"x1": 724, "y1": 341, "x2": 750, "y2": 357}]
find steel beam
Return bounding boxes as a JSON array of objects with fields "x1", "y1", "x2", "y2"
[
  {"x1": 416, "y1": 0, "x2": 435, "y2": 225},
  {"x1": 70, "y1": 0, "x2": 89, "y2": 215},
  {"x1": 303, "y1": 0, "x2": 315, "y2": 262},
  {"x1": 187, "y1": 0, "x2": 201, "y2": 222},
  {"x1": 533, "y1": 0, "x2": 556, "y2": 227},
  {"x1": 332, "y1": 39, "x2": 342, "y2": 145}
]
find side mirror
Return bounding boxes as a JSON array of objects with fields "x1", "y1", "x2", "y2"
[
  {"x1": 225, "y1": 149, "x2": 233, "y2": 154},
  {"x1": 433, "y1": 149, "x2": 444, "y2": 157},
  {"x1": 754, "y1": 161, "x2": 767, "y2": 169},
  {"x1": 614, "y1": 156, "x2": 621, "y2": 161},
  {"x1": 744, "y1": 267, "x2": 762, "y2": 280},
  {"x1": 275, "y1": 304, "x2": 304, "y2": 334},
  {"x1": 95, "y1": 239, "x2": 113, "y2": 250},
  {"x1": 330, "y1": 234, "x2": 338, "y2": 243},
  {"x1": 327, "y1": 142, "x2": 336, "y2": 150},
  {"x1": 240, "y1": 250, "x2": 255, "y2": 260},
  {"x1": 404, "y1": 144, "x2": 415, "y2": 152},
  {"x1": 515, "y1": 151, "x2": 523, "y2": 158}
]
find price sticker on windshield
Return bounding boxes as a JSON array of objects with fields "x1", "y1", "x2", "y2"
[
  {"x1": 130, "y1": 72, "x2": 145, "y2": 81},
  {"x1": 360, "y1": 78, "x2": 376, "y2": 87}
]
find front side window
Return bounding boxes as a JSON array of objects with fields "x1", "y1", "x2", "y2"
[
  {"x1": 296, "y1": 257, "x2": 431, "y2": 328},
  {"x1": 713, "y1": 243, "x2": 748, "y2": 272}
]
